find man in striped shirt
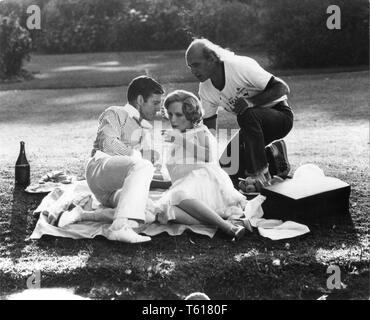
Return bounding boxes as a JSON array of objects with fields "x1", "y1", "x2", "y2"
[{"x1": 85, "y1": 76, "x2": 164, "y2": 243}]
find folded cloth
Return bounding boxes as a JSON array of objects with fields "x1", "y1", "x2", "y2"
[
  {"x1": 44, "y1": 183, "x2": 93, "y2": 226},
  {"x1": 237, "y1": 195, "x2": 310, "y2": 240},
  {"x1": 257, "y1": 220, "x2": 310, "y2": 240}
]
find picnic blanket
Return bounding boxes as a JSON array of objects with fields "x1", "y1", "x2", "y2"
[
  {"x1": 29, "y1": 179, "x2": 310, "y2": 242},
  {"x1": 29, "y1": 180, "x2": 219, "y2": 240}
]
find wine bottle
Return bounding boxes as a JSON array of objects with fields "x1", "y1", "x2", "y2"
[{"x1": 15, "y1": 141, "x2": 30, "y2": 187}]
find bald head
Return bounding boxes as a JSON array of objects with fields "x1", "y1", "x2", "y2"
[
  {"x1": 185, "y1": 39, "x2": 221, "y2": 82},
  {"x1": 185, "y1": 40, "x2": 208, "y2": 61},
  {"x1": 186, "y1": 39, "x2": 235, "y2": 63}
]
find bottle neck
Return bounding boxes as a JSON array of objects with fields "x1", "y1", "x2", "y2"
[{"x1": 16, "y1": 141, "x2": 28, "y2": 165}]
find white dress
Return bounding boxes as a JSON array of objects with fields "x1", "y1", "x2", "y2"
[{"x1": 155, "y1": 124, "x2": 247, "y2": 223}]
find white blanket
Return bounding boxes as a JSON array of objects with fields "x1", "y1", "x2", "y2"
[
  {"x1": 29, "y1": 180, "x2": 310, "y2": 241},
  {"x1": 30, "y1": 181, "x2": 218, "y2": 240}
]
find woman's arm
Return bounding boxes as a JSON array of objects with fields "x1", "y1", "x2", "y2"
[
  {"x1": 182, "y1": 130, "x2": 211, "y2": 163},
  {"x1": 165, "y1": 129, "x2": 212, "y2": 163}
]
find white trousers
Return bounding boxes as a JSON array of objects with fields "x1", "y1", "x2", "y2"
[{"x1": 85, "y1": 151, "x2": 154, "y2": 222}]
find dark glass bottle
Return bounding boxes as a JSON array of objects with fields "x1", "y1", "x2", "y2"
[{"x1": 15, "y1": 141, "x2": 30, "y2": 187}]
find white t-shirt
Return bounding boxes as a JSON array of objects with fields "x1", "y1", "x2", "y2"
[{"x1": 199, "y1": 55, "x2": 287, "y2": 118}]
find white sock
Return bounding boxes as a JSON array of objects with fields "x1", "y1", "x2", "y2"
[
  {"x1": 110, "y1": 218, "x2": 129, "y2": 231},
  {"x1": 58, "y1": 206, "x2": 83, "y2": 228},
  {"x1": 111, "y1": 218, "x2": 142, "y2": 230}
]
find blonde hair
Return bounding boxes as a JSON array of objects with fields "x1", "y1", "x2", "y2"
[{"x1": 163, "y1": 90, "x2": 204, "y2": 125}]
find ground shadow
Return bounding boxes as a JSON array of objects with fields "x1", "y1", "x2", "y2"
[
  {"x1": 1, "y1": 146, "x2": 366, "y2": 299},
  {"x1": 9, "y1": 186, "x2": 43, "y2": 262},
  {"x1": 2, "y1": 203, "x2": 365, "y2": 300}
]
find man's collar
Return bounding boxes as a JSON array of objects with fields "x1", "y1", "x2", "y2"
[
  {"x1": 124, "y1": 103, "x2": 152, "y2": 129},
  {"x1": 124, "y1": 103, "x2": 140, "y2": 119}
]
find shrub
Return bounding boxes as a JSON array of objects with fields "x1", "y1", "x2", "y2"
[
  {"x1": 37, "y1": 0, "x2": 191, "y2": 52},
  {"x1": 39, "y1": 0, "x2": 123, "y2": 53},
  {"x1": 183, "y1": 0, "x2": 260, "y2": 50},
  {"x1": 0, "y1": 0, "x2": 263, "y2": 53},
  {"x1": 111, "y1": 0, "x2": 190, "y2": 51},
  {"x1": 262, "y1": 0, "x2": 369, "y2": 68},
  {"x1": 1, "y1": 0, "x2": 367, "y2": 70},
  {"x1": 0, "y1": 13, "x2": 32, "y2": 78}
]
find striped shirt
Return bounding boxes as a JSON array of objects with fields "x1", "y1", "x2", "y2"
[{"x1": 92, "y1": 104, "x2": 152, "y2": 157}]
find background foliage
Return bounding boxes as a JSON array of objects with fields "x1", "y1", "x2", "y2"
[
  {"x1": 262, "y1": 0, "x2": 369, "y2": 68},
  {"x1": 0, "y1": 12, "x2": 32, "y2": 78},
  {"x1": 0, "y1": 0, "x2": 368, "y2": 75}
]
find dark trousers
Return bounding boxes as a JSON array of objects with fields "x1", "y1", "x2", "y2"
[{"x1": 220, "y1": 101, "x2": 293, "y2": 184}]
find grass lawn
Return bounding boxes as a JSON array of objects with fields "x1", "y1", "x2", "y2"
[
  {"x1": 0, "y1": 52, "x2": 369, "y2": 300},
  {"x1": 0, "y1": 50, "x2": 270, "y2": 90}
]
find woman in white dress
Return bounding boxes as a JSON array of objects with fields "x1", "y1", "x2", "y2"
[{"x1": 154, "y1": 90, "x2": 249, "y2": 241}]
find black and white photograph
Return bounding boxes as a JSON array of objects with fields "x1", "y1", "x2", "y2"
[{"x1": 0, "y1": 0, "x2": 368, "y2": 305}]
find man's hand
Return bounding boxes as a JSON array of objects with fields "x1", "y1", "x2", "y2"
[{"x1": 233, "y1": 97, "x2": 251, "y2": 115}]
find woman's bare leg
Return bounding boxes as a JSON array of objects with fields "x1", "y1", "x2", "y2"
[
  {"x1": 171, "y1": 206, "x2": 202, "y2": 225},
  {"x1": 177, "y1": 199, "x2": 242, "y2": 236}
]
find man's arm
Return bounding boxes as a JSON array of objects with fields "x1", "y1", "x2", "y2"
[
  {"x1": 203, "y1": 114, "x2": 217, "y2": 135},
  {"x1": 248, "y1": 76, "x2": 290, "y2": 107},
  {"x1": 233, "y1": 76, "x2": 290, "y2": 114},
  {"x1": 97, "y1": 110, "x2": 134, "y2": 156},
  {"x1": 198, "y1": 89, "x2": 218, "y2": 134}
]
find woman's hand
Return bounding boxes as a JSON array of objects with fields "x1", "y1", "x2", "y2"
[
  {"x1": 164, "y1": 130, "x2": 183, "y2": 144},
  {"x1": 154, "y1": 162, "x2": 162, "y2": 172}
]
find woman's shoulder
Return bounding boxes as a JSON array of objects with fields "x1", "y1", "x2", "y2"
[{"x1": 197, "y1": 124, "x2": 215, "y2": 137}]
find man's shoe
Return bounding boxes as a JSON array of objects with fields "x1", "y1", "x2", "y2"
[{"x1": 265, "y1": 140, "x2": 291, "y2": 178}]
